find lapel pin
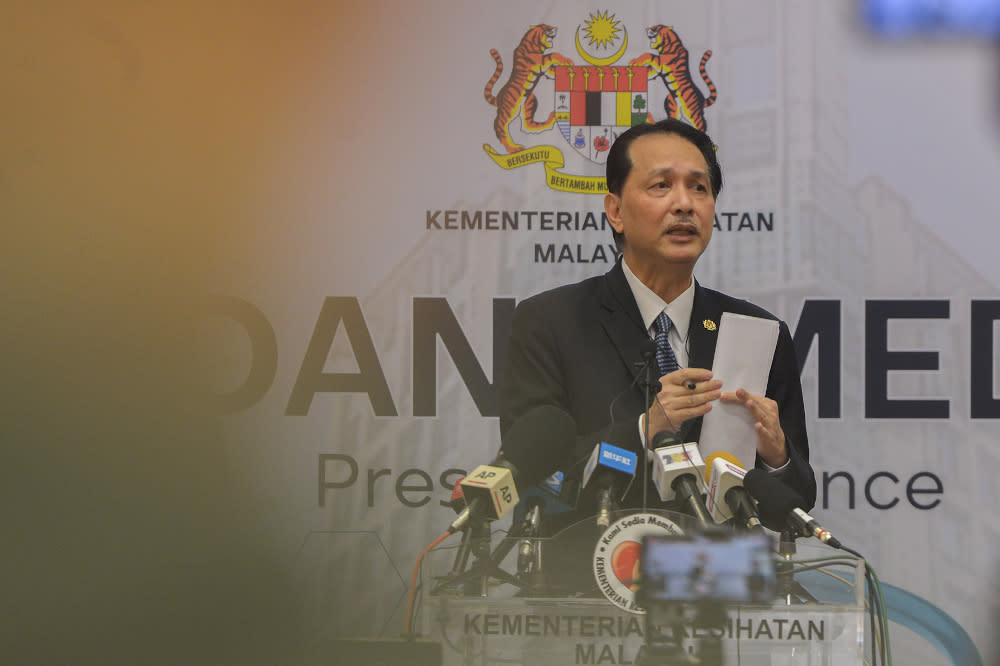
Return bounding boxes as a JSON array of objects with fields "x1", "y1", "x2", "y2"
[{"x1": 703, "y1": 319, "x2": 717, "y2": 331}]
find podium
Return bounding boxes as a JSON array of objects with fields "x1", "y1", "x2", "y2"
[{"x1": 424, "y1": 511, "x2": 867, "y2": 665}]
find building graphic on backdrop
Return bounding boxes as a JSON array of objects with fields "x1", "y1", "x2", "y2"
[{"x1": 482, "y1": 12, "x2": 718, "y2": 193}]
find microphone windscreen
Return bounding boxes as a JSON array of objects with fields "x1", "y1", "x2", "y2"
[
  {"x1": 651, "y1": 442, "x2": 705, "y2": 502},
  {"x1": 650, "y1": 430, "x2": 679, "y2": 449},
  {"x1": 743, "y1": 469, "x2": 807, "y2": 532},
  {"x1": 499, "y1": 405, "x2": 577, "y2": 488},
  {"x1": 702, "y1": 450, "x2": 746, "y2": 483}
]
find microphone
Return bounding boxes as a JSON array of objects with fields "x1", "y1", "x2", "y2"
[
  {"x1": 497, "y1": 405, "x2": 578, "y2": 488},
  {"x1": 650, "y1": 432, "x2": 712, "y2": 527},
  {"x1": 449, "y1": 464, "x2": 519, "y2": 532},
  {"x1": 743, "y1": 469, "x2": 842, "y2": 549},
  {"x1": 511, "y1": 469, "x2": 573, "y2": 523},
  {"x1": 451, "y1": 405, "x2": 577, "y2": 533},
  {"x1": 579, "y1": 442, "x2": 639, "y2": 527},
  {"x1": 703, "y1": 452, "x2": 763, "y2": 532},
  {"x1": 516, "y1": 497, "x2": 543, "y2": 574},
  {"x1": 479, "y1": 469, "x2": 573, "y2": 579}
]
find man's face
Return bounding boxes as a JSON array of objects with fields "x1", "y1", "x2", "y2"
[{"x1": 605, "y1": 132, "x2": 715, "y2": 274}]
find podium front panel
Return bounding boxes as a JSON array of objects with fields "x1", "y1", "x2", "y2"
[
  {"x1": 424, "y1": 595, "x2": 864, "y2": 665},
  {"x1": 422, "y1": 512, "x2": 866, "y2": 664}
]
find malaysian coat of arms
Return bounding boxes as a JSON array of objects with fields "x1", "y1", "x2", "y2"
[{"x1": 482, "y1": 11, "x2": 717, "y2": 194}]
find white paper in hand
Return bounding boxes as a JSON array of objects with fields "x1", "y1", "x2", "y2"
[{"x1": 697, "y1": 312, "x2": 779, "y2": 467}]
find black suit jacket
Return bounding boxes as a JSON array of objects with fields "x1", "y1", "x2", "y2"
[{"x1": 499, "y1": 259, "x2": 816, "y2": 512}]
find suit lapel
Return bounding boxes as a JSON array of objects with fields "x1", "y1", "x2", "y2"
[
  {"x1": 687, "y1": 281, "x2": 722, "y2": 371},
  {"x1": 599, "y1": 261, "x2": 655, "y2": 386},
  {"x1": 677, "y1": 282, "x2": 722, "y2": 442}
]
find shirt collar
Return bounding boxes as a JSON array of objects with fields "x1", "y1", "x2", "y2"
[{"x1": 620, "y1": 257, "x2": 695, "y2": 342}]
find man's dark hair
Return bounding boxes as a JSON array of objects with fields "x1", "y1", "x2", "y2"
[{"x1": 605, "y1": 119, "x2": 722, "y2": 249}]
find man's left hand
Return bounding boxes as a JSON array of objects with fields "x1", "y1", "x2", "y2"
[{"x1": 719, "y1": 388, "x2": 788, "y2": 468}]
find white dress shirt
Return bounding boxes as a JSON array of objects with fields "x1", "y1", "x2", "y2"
[{"x1": 620, "y1": 257, "x2": 694, "y2": 366}]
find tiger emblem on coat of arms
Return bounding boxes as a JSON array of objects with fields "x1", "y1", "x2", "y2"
[
  {"x1": 629, "y1": 25, "x2": 717, "y2": 132},
  {"x1": 484, "y1": 24, "x2": 573, "y2": 153}
]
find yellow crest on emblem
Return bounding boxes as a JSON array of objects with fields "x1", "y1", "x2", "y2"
[{"x1": 703, "y1": 319, "x2": 717, "y2": 331}]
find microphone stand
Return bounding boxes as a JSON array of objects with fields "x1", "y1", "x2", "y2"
[
  {"x1": 776, "y1": 529, "x2": 818, "y2": 605},
  {"x1": 432, "y1": 519, "x2": 519, "y2": 595},
  {"x1": 516, "y1": 503, "x2": 547, "y2": 595},
  {"x1": 776, "y1": 529, "x2": 797, "y2": 605},
  {"x1": 447, "y1": 526, "x2": 475, "y2": 580},
  {"x1": 640, "y1": 351, "x2": 659, "y2": 515},
  {"x1": 471, "y1": 518, "x2": 492, "y2": 597}
]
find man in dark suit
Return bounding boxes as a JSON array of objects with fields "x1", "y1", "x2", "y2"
[{"x1": 499, "y1": 119, "x2": 816, "y2": 515}]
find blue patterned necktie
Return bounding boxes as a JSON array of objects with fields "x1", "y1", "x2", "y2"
[{"x1": 653, "y1": 311, "x2": 680, "y2": 376}]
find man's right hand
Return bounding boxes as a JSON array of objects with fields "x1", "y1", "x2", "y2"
[{"x1": 645, "y1": 368, "x2": 722, "y2": 446}]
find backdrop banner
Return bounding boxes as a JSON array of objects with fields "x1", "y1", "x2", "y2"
[
  {"x1": 7, "y1": 2, "x2": 996, "y2": 664},
  {"x1": 212, "y1": 4, "x2": 998, "y2": 664}
]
